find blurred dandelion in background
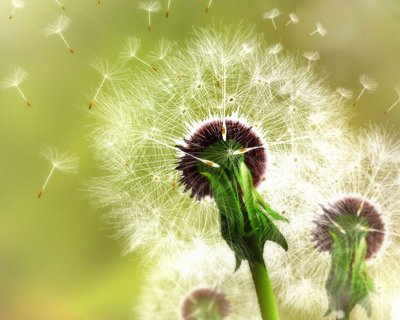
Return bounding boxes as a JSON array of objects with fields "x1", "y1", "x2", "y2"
[
  {"x1": 2, "y1": 67, "x2": 31, "y2": 107},
  {"x1": 264, "y1": 126, "x2": 400, "y2": 320},
  {"x1": 55, "y1": 0, "x2": 65, "y2": 10},
  {"x1": 283, "y1": 13, "x2": 299, "y2": 29},
  {"x1": 43, "y1": 15, "x2": 74, "y2": 54},
  {"x1": 37, "y1": 145, "x2": 79, "y2": 199},
  {"x1": 302, "y1": 51, "x2": 320, "y2": 71},
  {"x1": 384, "y1": 83, "x2": 400, "y2": 115}
]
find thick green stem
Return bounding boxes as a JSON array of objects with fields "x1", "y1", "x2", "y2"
[{"x1": 249, "y1": 260, "x2": 280, "y2": 320}]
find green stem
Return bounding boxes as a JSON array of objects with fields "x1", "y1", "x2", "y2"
[{"x1": 249, "y1": 259, "x2": 279, "y2": 320}]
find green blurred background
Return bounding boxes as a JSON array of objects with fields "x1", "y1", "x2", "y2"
[{"x1": 0, "y1": 0, "x2": 399, "y2": 319}]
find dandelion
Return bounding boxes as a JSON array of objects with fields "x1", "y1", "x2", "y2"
[
  {"x1": 205, "y1": 0, "x2": 213, "y2": 14},
  {"x1": 90, "y1": 26, "x2": 348, "y2": 319},
  {"x1": 37, "y1": 146, "x2": 79, "y2": 199},
  {"x1": 267, "y1": 43, "x2": 283, "y2": 64},
  {"x1": 384, "y1": 83, "x2": 400, "y2": 115},
  {"x1": 262, "y1": 8, "x2": 281, "y2": 31},
  {"x1": 308, "y1": 22, "x2": 327, "y2": 37},
  {"x1": 139, "y1": 0, "x2": 161, "y2": 31},
  {"x1": 2, "y1": 67, "x2": 31, "y2": 107},
  {"x1": 136, "y1": 241, "x2": 260, "y2": 319},
  {"x1": 9, "y1": 0, "x2": 24, "y2": 20},
  {"x1": 119, "y1": 36, "x2": 157, "y2": 71},
  {"x1": 265, "y1": 126, "x2": 400, "y2": 320},
  {"x1": 283, "y1": 13, "x2": 299, "y2": 28},
  {"x1": 353, "y1": 74, "x2": 378, "y2": 106},
  {"x1": 302, "y1": 51, "x2": 320, "y2": 70},
  {"x1": 336, "y1": 87, "x2": 353, "y2": 104},
  {"x1": 55, "y1": 0, "x2": 65, "y2": 10},
  {"x1": 43, "y1": 15, "x2": 74, "y2": 54},
  {"x1": 88, "y1": 58, "x2": 125, "y2": 110}
]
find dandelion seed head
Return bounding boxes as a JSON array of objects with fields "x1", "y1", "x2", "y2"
[
  {"x1": 264, "y1": 126, "x2": 400, "y2": 319},
  {"x1": 91, "y1": 57, "x2": 125, "y2": 81},
  {"x1": 268, "y1": 43, "x2": 283, "y2": 55},
  {"x1": 336, "y1": 87, "x2": 353, "y2": 99},
  {"x1": 119, "y1": 36, "x2": 141, "y2": 61},
  {"x1": 315, "y1": 22, "x2": 327, "y2": 36},
  {"x1": 136, "y1": 243, "x2": 260, "y2": 319},
  {"x1": 90, "y1": 26, "x2": 349, "y2": 258},
  {"x1": 43, "y1": 14, "x2": 71, "y2": 36},
  {"x1": 139, "y1": 0, "x2": 161, "y2": 12},
  {"x1": 289, "y1": 13, "x2": 299, "y2": 24},
  {"x1": 2, "y1": 67, "x2": 28, "y2": 89},
  {"x1": 41, "y1": 145, "x2": 79, "y2": 174},
  {"x1": 360, "y1": 74, "x2": 378, "y2": 91},
  {"x1": 262, "y1": 8, "x2": 280, "y2": 20},
  {"x1": 12, "y1": 0, "x2": 24, "y2": 8},
  {"x1": 302, "y1": 51, "x2": 320, "y2": 62}
]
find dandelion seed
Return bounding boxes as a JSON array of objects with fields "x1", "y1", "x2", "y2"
[
  {"x1": 88, "y1": 58, "x2": 124, "y2": 110},
  {"x1": 353, "y1": 74, "x2": 378, "y2": 106},
  {"x1": 384, "y1": 83, "x2": 400, "y2": 115},
  {"x1": 308, "y1": 22, "x2": 327, "y2": 37},
  {"x1": 205, "y1": 0, "x2": 213, "y2": 14},
  {"x1": 9, "y1": 0, "x2": 24, "y2": 20},
  {"x1": 2, "y1": 67, "x2": 31, "y2": 107},
  {"x1": 336, "y1": 87, "x2": 353, "y2": 104},
  {"x1": 37, "y1": 146, "x2": 79, "y2": 198},
  {"x1": 165, "y1": 0, "x2": 171, "y2": 17},
  {"x1": 283, "y1": 13, "x2": 299, "y2": 28},
  {"x1": 119, "y1": 36, "x2": 157, "y2": 71},
  {"x1": 268, "y1": 43, "x2": 283, "y2": 63},
  {"x1": 262, "y1": 8, "x2": 281, "y2": 31},
  {"x1": 43, "y1": 15, "x2": 74, "y2": 54},
  {"x1": 139, "y1": 0, "x2": 161, "y2": 31},
  {"x1": 302, "y1": 51, "x2": 320, "y2": 70},
  {"x1": 55, "y1": 0, "x2": 65, "y2": 10}
]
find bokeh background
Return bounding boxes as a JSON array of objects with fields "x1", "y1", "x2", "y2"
[{"x1": 0, "y1": 0, "x2": 399, "y2": 319}]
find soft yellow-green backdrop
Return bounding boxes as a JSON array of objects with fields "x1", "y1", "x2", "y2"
[{"x1": 0, "y1": 1, "x2": 399, "y2": 319}]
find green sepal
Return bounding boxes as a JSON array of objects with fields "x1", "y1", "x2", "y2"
[
  {"x1": 325, "y1": 216, "x2": 375, "y2": 319},
  {"x1": 201, "y1": 159, "x2": 288, "y2": 269}
]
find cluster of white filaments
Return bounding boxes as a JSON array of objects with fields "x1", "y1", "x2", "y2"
[
  {"x1": 263, "y1": 126, "x2": 400, "y2": 320},
  {"x1": 90, "y1": 26, "x2": 348, "y2": 260},
  {"x1": 2, "y1": 67, "x2": 31, "y2": 107},
  {"x1": 136, "y1": 241, "x2": 261, "y2": 319},
  {"x1": 43, "y1": 15, "x2": 74, "y2": 53}
]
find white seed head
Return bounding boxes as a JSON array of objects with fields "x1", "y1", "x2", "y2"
[
  {"x1": 262, "y1": 7, "x2": 281, "y2": 20},
  {"x1": 264, "y1": 125, "x2": 400, "y2": 320},
  {"x1": 302, "y1": 51, "x2": 320, "y2": 62},
  {"x1": 150, "y1": 39, "x2": 175, "y2": 61},
  {"x1": 139, "y1": 0, "x2": 161, "y2": 12},
  {"x1": 336, "y1": 87, "x2": 353, "y2": 99},
  {"x1": 41, "y1": 145, "x2": 79, "y2": 174},
  {"x1": 268, "y1": 42, "x2": 283, "y2": 55},
  {"x1": 314, "y1": 22, "x2": 327, "y2": 36},
  {"x1": 12, "y1": 0, "x2": 24, "y2": 8},
  {"x1": 91, "y1": 57, "x2": 125, "y2": 81},
  {"x1": 119, "y1": 36, "x2": 141, "y2": 61},
  {"x1": 136, "y1": 242, "x2": 260, "y2": 319},
  {"x1": 360, "y1": 74, "x2": 378, "y2": 91},
  {"x1": 90, "y1": 26, "x2": 349, "y2": 258},
  {"x1": 289, "y1": 13, "x2": 299, "y2": 24},
  {"x1": 43, "y1": 14, "x2": 71, "y2": 36},
  {"x1": 2, "y1": 67, "x2": 28, "y2": 89}
]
